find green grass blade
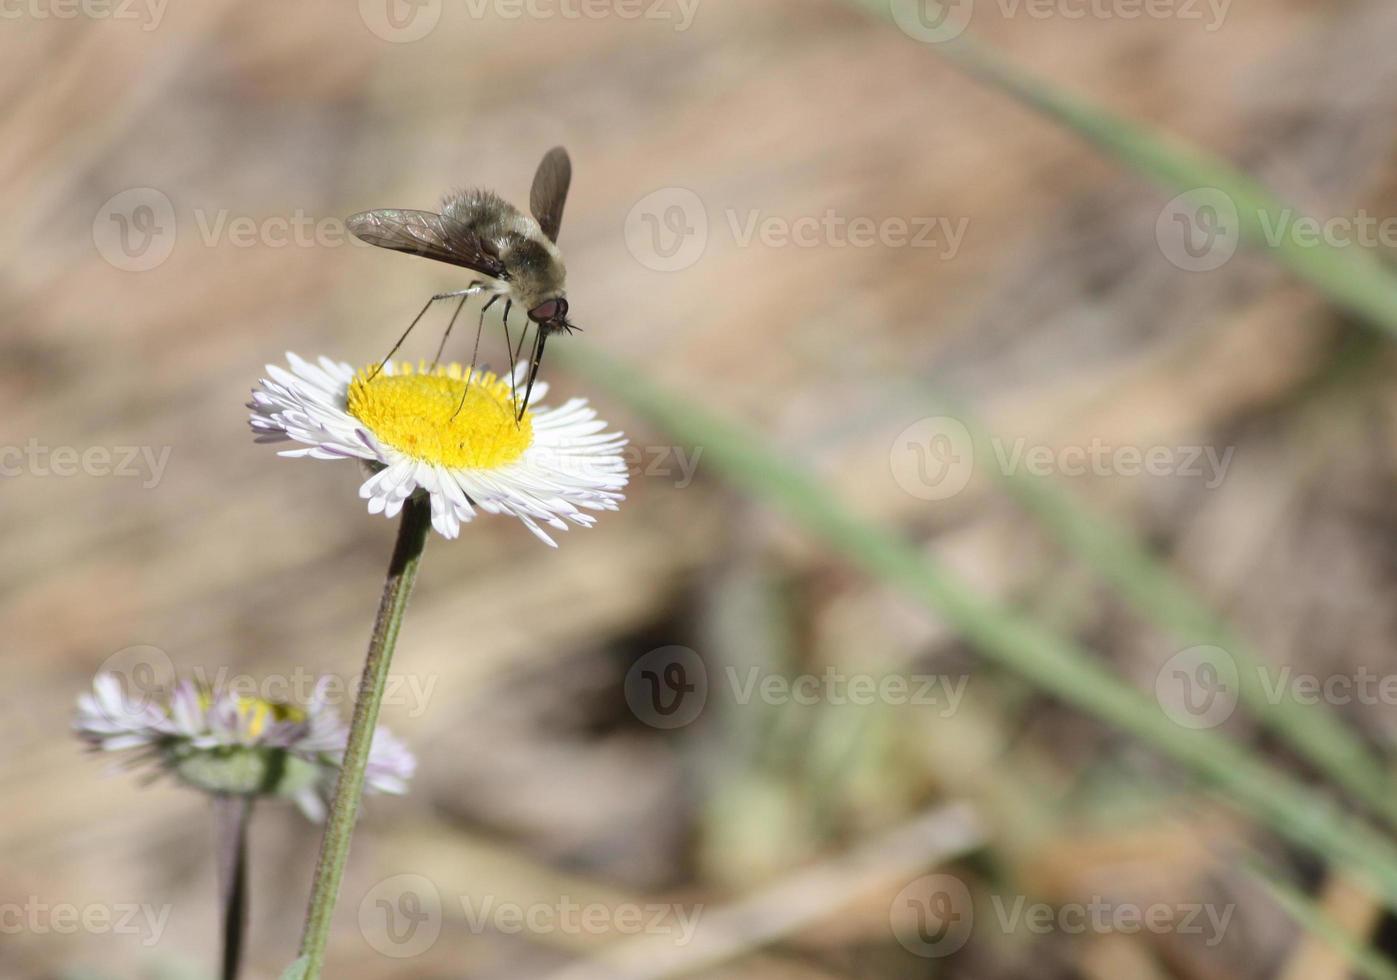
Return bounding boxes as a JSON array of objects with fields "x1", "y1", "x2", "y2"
[
  {"x1": 1245, "y1": 864, "x2": 1397, "y2": 980},
  {"x1": 835, "y1": 0, "x2": 1396, "y2": 822},
  {"x1": 940, "y1": 403, "x2": 1396, "y2": 824},
  {"x1": 842, "y1": 0, "x2": 1397, "y2": 338},
  {"x1": 568, "y1": 345, "x2": 1397, "y2": 904}
]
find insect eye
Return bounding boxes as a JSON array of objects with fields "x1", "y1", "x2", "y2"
[{"x1": 530, "y1": 300, "x2": 562, "y2": 323}]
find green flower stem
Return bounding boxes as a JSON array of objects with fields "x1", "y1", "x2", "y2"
[
  {"x1": 298, "y1": 494, "x2": 431, "y2": 977},
  {"x1": 215, "y1": 795, "x2": 251, "y2": 980}
]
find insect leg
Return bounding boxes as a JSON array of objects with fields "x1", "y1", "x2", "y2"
[
  {"x1": 430, "y1": 294, "x2": 470, "y2": 370},
  {"x1": 430, "y1": 281, "x2": 490, "y2": 369},
  {"x1": 500, "y1": 299, "x2": 520, "y2": 417},
  {"x1": 510, "y1": 316, "x2": 531, "y2": 366},
  {"x1": 449, "y1": 294, "x2": 501, "y2": 421},
  {"x1": 464, "y1": 294, "x2": 500, "y2": 390},
  {"x1": 369, "y1": 288, "x2": 476, "y2": 380}
]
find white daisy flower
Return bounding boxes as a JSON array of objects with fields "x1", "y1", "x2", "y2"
[
  {"x1": 74, "y1": 673, "x2": 415, "y2": 822},
  {"x1": 248, "y1": 353, "x2": 629, "y2": 545}
]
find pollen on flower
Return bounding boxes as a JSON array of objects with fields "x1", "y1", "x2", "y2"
[{"x1": 346, "y1": 361, "x2": 533, "y2": 470}]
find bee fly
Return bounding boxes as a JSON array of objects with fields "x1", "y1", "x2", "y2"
[{"x1": 347, "y1": 146, "x2": 577, "y2": 421}]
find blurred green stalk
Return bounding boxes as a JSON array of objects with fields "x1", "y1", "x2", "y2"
[
  {"x1": 827, "y1": 0, "x2": 1397, "y2": 824},
  {"x1": 944, "y1": 400, "x2": 1397, "y2": 826},
  {"x1": 1246, "y1": 863, "x2": 1397, "y2": 980},
  {"x1": 842, "y1": 0, "x2": 1397, "y2": 338},
  {"x1": 568, "y1": 345, "x2": 1397, "y2": 905}
]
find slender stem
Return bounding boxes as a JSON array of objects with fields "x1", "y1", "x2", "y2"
[
  {"x1": 215, "y1": 795, "x2": 251, "y2": 980},
  {"x1": 298, "y1": 495, "x2": 431, "y2": 977}
]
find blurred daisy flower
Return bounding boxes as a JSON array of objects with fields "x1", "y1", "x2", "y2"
[
  {"x1": 249, "y1": 354, "x2": 628, "y2": 545},
  {"x1": 74, "y1": 673, "x2": 415, "y2": 821}
]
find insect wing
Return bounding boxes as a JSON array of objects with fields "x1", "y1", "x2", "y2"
[
  {"x1": 347, "y1": 208, "x2": 507, "y2": 279},
  {"x1": 529, "y1": 146, "x2": 572, "y2": 243}
]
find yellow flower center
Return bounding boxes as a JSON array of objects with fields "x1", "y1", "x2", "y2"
[
  {"x1": 194, "y1": 689, "x2": 306, "y2": 739},
  {"x1": 346, "y1": 362, "x2": 533, "y2": 469},
  {"x1": 236, "y1": 697, "x2": 306, "y2": 739}
]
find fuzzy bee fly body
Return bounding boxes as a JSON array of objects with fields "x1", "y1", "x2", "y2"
[{"x1": 347, "y1": 146, "x2": 577, "y2": 420}]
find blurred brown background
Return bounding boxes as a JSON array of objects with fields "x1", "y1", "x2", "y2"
[{"x1": 4, "y1": 0, "x2": 1397, "y2": 977}]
